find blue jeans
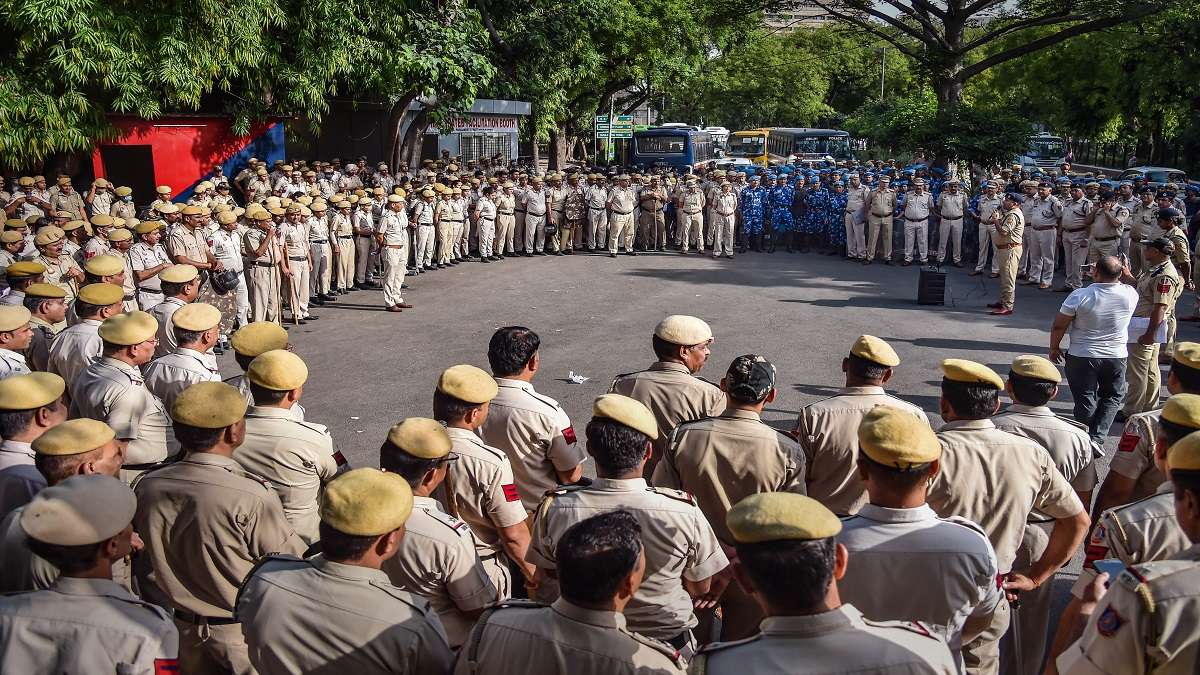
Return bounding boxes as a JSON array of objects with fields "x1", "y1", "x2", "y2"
[{"x1": 1064, "y1": 353, "x2": 1128, "y2": 443}]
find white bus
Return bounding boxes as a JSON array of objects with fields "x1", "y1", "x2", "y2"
[{"x1": 1018, "y1": 132, "x2": 1067, "y2": 171}]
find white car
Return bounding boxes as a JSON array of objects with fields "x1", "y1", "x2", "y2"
[{"x1": 1119, "y1": 166, "x2": 1188, "y2": 188}]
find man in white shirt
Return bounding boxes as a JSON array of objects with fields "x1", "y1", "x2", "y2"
[{"x1": 1050, "y1": 254, "x2": 1140, "y2": 443}]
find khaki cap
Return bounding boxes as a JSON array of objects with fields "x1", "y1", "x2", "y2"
[
  {"x1": 107, "y1": 229, "x2": 132, "y2": 243},
  {"x1": 1162, "y1": 393, "x2": 1200, "y2": 429},
  {"x1": 62, "y1": 220, "x2": 86, "y2": 232},
  {"x1": 387, "y1": 418, "x2": 452, "y2": 459},
  {"x1": 247, "y1": 349, "x2": 308, "y2": 391},
  {"x1": 98, "y1": 311, "x2": 158, "y2": 345},
  {"x1": 321, "y1": 468, "x2": 413, "y2": 536},
  {"x1": 155, "y1": 185, "x2": 172, "y2": 194},
  {"x1": 941, "y1": 358, "x2": 1003, "y2": 390},
  {"x1": 1010, "y1": 355, "x2": 1061, "y2": 384},
  {"x1": 0, "y1": 231, "x2": 23, "y2": 244},
  {"x1": 230, "y1": 322, "x2": 288, "y2": 357},
  {"x1": 156, "y1": 204, "x2": 179, "y2": 215},
  {"x1": 172, "y1": 381, "x2": 247, "y2": 428},
  {"x1": 34, "y1": 227, "x2": 65, "y2": 246},
  {"x1": 3, "y1": 219, "x2": 24, "y2": 229},
  {"x1": 727, "y1": 492, "x2": 843, "y2": 544},
  {"x1": 20, "y1": 475, "x2": 135, "y2": 546},
  {"x1": 421, "y1": 189, "x2": 435, "y2": 198},
  {"x1": 858, "y1": 406, "x2": 940, "y2": 468},
  {"x1": 0, "y1": 372, "x2": 64, "y2": 410},
  {"x1": 386, "y1": 194, "x2": 403, "y2": 203},
  {"x1": 394, "y1": 189, "x2": 407, "y2": 200},
  {"x1": 6, "y1": 261, "x2": 45, "y2": 278},
  {"x1": 654, "y1": 315, "x2": 713, "y2": 346},
  {"x1": 181, "y1": 205, "x2": 205, "y2": 216},
  {"x1": 84, "y1": 255, "x2": 125, "y2": 277},
  {"x1": 1174, "y1": 343, "x2": 1200, "y2": 370},
  {"x1": 77, "y1": 283, "x2": 124, "y2": 306},
  {"x1": 135, "y1": 221, "x2": 163, "y2": 234},
  {"x1": 1168, "y1": 430, "x2": 1200, "y2": 471},
  {"x1": 24, "y1": 283, "x2": 65, "y2": 299},
  {"x1": 160, "y1": 264, "x2": 198, "y2": 284},
  {"x1": 90, "y1": 214, "x2": 115, "y2": 228},
  {"x1": 0, "y1": 306, "x2": 31, "y2": 332},
  {"x1": 216, "y1": 211, "x2": 238, "y2": 226},
  {"x1": 32, "y1": 418, "x2": 114, "y2": 456},
  {"x1": 437, "y1": 364, "x2": 498, "y2": 404},
  {"x1": 850, "y1": 335, "x2": 899, "y2": 367},
  {"x1": 17, "y1": 177, "x2": 33, "y2": 187},
  {"x1": 114, "y1": 186, "x2": 132, "y2": 197},
  {"x1": 172, "y1": 303, "x2": 221, "y2": 331},
  {"x1": 592, "y1": 393, "x2": 658, "y2": 439}
]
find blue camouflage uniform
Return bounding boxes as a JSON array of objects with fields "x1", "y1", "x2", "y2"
[
  {"x1": 740, "y1": 181, "x2": 767, "y2": 235},
  {"x1": 827, "y1": 185, "x2": 849, "y2": 246},
  {"x1": 768, "y1": 181, "x2": 795, "y2": 233},
  {"x1": 803, "y1": 182, "x2": 827, "y2": 235}
]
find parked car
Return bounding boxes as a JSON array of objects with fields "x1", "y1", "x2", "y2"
[{"x1": 1119, "y1": 166, "x2": 1188, "y2": 188}]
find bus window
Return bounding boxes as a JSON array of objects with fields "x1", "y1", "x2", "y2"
[
  {"x1": 636, "y1": 135, "x2": 686, "y2": 154},
  {"x1": 729, "y1": 135, "x2": 766, "y2": 157}
]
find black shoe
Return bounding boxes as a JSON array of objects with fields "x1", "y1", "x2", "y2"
[
  {"x1": 609, "y1": 253, "x2": 617, "y2": 258},
  {"x1": 482, "y1": 257, "x2": 492, "y2": 263},
  {"x1": 305, "y1": 315, "x2": 319, "y2": 321},
  {"x1": 538, "y1": 251, "x2": 548, "y2": 256},
  {"x1": 322, "y1": 293, "x2": 337, "y2": 301},
  {"x1": 310, "y1": 296, "x2": 324, "y2": 306},
  {"x1": 297, "y1": 318, "x2": 307, "y2": 325}
]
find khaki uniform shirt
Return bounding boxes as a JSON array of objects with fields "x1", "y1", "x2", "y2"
[
  {"x1": 609, "y1": 361, "x2": 725, "y2": 461},
  {"x1": 1110, "y1": 410, "x2": 1167, "y2": 502},
  {"x1": 70, "y1": 358, "x2": 178, "y2": 466},
  {"x1": 1092, "y1": 203, "x2": 1130, "y2": 240},
  {"x1": 845, "y1": 184, "x2": 870, "y2": 214},
  {"x1": 149, "y1": 297, "x2": 186, "y2": 358},
  {"x1": 0, "y1": 349, "x2": 29, "y2": 379},
  {"x1": 238, "y1": 555, "x2": 454, "y2": 675},
  {"x1": 377, "y1": 210, "x2": 409, "y2": 246},
  {"x1": 694, "y1": 605, "x2": 957, "y2": 675},
  {"x1": 441, "y1": 427, "x2": 528, "y2": 562},
  {"x1": 1129, "y1": 200, "x2": 1158, "y2": 241},
  {"x1": 128, "y1": 242, "x2": 171, "y2": 293},
  {"x1": 1133, "y1": 261, "x2": 1183, "y2": 318},
  {"x1": 142, "y1": 347, "x2": 221, "y2": 413},
  {"x1": 32, "y1": 252, "x2": 81, "y2": 301},
  {"x1": 1029, "y1": 195, "x2": 1064, "y2": 228},
  {"x1": 654, "y1": 408, "x2": 806, "y2": 543},
  {"x1": 1057, "y1": 544, "x2": 1200, "y2": 675},
  {"x1": 93, "y1": 191, "x2": 117, "y2": 216},
  {"x1": 523, "y1": 189, "x2": 547, "y2": 216},
  {"x1": 166, "y1": 225, "x2": 210, "y2": 266},
  {"x1": 1075, "y1": 483, "x2": 1189, "y2": 597},
  {"x1": 46, "y1": 318, "x2": 102, "y2": 384},
  {"x1": 938, "y1": 192, "x2": 967, "y2": 219},
  {"x1": 25, "y1": 318, "x2": 55, "y2": 373},
  {"x1": 977, "y1": 195, "x2": 1004, "y2": 225},
  {"x1": 0, "y1": 505, "x2": 57, "y2": 593},
  {"x1": 50, "y1": 191, "x2": 86, "y2": 218},
  {"x1": 527, "y1": 478, "x2": 729, "y2": 639},
  {"x1": 795, "y1": 386, "x2": 928, "y2": 515},
  {"x1": 903, "y1": 191, "x2": 932, "y2": 221},
  {"x1": 0, "y1": 441, "x2": 43, "y2": 519},
  {"x1": 382, "y1": 496, "x2": 498, "y2": 648},
  {"x1": 133, "y1": 453, "x2": 305, "y2": 617},
  {"x1": 680, "y1": 189, "x2": 705, "y2": 214},
  {"x1": 0, "y1": 577, "x2": 177, "y2": 674},
  {"x1": 992, "y1": 403, "x2": 1099, "y2": 518},
  {"x1": 494, "y1": 193, "x2": 515, "y2": 216},
  {"x1": 867, "y1": 188, "x2": 897, "y2": 220},
  {"x1": 236, "y1": 406, "x2": 346, "y2": 545},
  {"x1": 928, "y1": 419, "x2": 1085, "y2": 572},
  {"x1": 456, "y1": 598, "x2": 686, "y2": 675},
  {"x1": 586, "y1": 185, "x2": 609, "y2": 210},
  {"x1": 993, "y1": 206, "x2": 1025, "y2": 246},
  {"x1": 1061, "y1": 198, "x2": 1094, "y2": 231},
  {"x1": 80, "y1": 237, "x2": 110, "y2": 263},
  {"x1": 243, "y1": 227, "x2": 279, "y2": 265},
  {"x1": 838, "y1": 504, "x2": 1002, "y2": 656},
  {"x1": 478, "y1": 378, "x2": 585, "y2": 513},
  {"x1": 608, "y1": 187, "x2": 636, "y2": 214}
]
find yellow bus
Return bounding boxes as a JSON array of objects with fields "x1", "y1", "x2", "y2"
[{"x1": 728, "y1": 129, "x2": 770, "y2": 166}]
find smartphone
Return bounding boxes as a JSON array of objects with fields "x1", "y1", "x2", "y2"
[
  {"x1": 1092, "y1": 558, "x2": 1126, "y2": 584},
  {"x1": 1080, "y1": 264, "x2": 1092, "y2": 274}
]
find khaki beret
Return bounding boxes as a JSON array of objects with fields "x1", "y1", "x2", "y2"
[
  {"x1": 437, "y1": 364, "x2": 498, "y2": 404},
  {"x1": 247, "y1": 349, "x2": 308, "y2": 391},
  {"x1": 135, "y1": 221, "x2": 163, "y2": 235},
  {"x1": 172, "y1": 381, "x2": 248, "y2": 428},
  {"x1": 0, "y1": 306, "x2": 30, "y2": 332},
  {"x1": 268, "y1": 207, "x2": 286, "y2": 216},
  {"x1": 216, "y1": 211, "x2": 238, "y2": 225},
  {"x1": 310, "y1": 201, "x2": 327, "y2": 212},
  {"x1": 20, "y1": 475, "x2": 135, "y2": 546},
  {"x1": 320, "y1": 468, "x2": 413, "y2": 536},
  {"x1": 160, "y1": 264, "x2": 198, "y2": 284},
  {"x1": 858, "y1": 405, "x2": 939, "y2": 468},
  {"x1": 0, "y1": 231, "x2": 22, "y2": 244},
  {"x1": 230, "y1": 322, "x2": 288, "y2": 357},
  {"x1": 849, "y1": 335, "x2": 899, "y2": 367},
  {"x1": 1173, "y1": 342, "x2": 1200, "y2": 370},
  {"x1": 3, "y1": 218, "x2": 26, "y2": 229},
  {"x1": 155, "y1": 185, "x2": 172, "y2": 194},
  {"x1": 1168, "y1": 430, "x2": 1200, "y2": 471},
  {"x1": 592, "y1": 393, "x2": 658, "y2": 439},
  {"x1": 61, "y1": 220, "x2": 86, "y2": 232},
  {"x1": 394, "y1": 189, "x2": 407, "y2": 200},
  {"x1": 386, "y1": 418, "x2": 452, "y2": 459},
  {"x1": 32, "y1": 418, "x2": 114, "y2": 456},
  {"x1": 1009, "y1": 355, "x2": 1061, "y2": 384},
  {"x1": 386, "y1": 194, "x2": 403, "y2": 203},
  {"x1": 24, "y1": 283, "x2": 65, "y2": 299},
  {"x1": 98, "y1": 311, "x2": 158, "y2": 345},
  {"x1": 654, "y1": 315, "x2": 713, "y2": 346},
  {"x1": 727, "y1": 492, "x2": 843, "y2": 544},
  {"x1": 114, "y1": 186, "x2": 132, "y2": 197},
  {"x1": 6, "y1": 261, "x2": 45, "y2": 278},
  {"x1": 181, "y1": 205, "x2": 205, "y2": 216},
  {"x1": 172, "y1": 303, "x2": 221, "y2": 331},
  {"x1": 17, "y1": 177, "x2": 33, "y2": 187},
  {"x1": 0, "y1": 372, "x2": 65, "y2": 410},
  {"x1": 157, "y1": 204, "x2": 180, "y2": 215},
  {"x1": 90, "y1": 214, "x2": 115, "y2": 228},
  {"x1": 421, "y1": 189, "x2": 435, "y2": 198},
  {"x1": 941, "y1": 358, "x2": 1003, "y2": 390},
  {"x1": 77, "y1": 283, "x2": 124, "y2": 306},
  {"x1": 84, "y1": 255, "x2": 125, "y2": 277},
  {"x1": 34, "y1": 227, "x2": 65, "y2": 246},
  {"x1": 1162, "y1": 393, "x2": 1200, "y2": 429},
  {"x1": 107, "y1": 229, "x2": 132, "y2": 243}
]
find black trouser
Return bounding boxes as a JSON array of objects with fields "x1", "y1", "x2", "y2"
[{"x1": 1065, "y1": 353, "x2": 1128, "y2": 443}]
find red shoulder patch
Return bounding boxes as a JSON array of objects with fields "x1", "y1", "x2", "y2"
[
  {"x1": 1118, "y1": 433, "x2": 1139, "y2": 452},
  {"x1": 562, "y1": 426, "x2": 577, "y2": 445},
  {"x1": 1084, "y1": 544, "x2": 1110, "y2": 568},
  {"x1": 1157, "y1": 281, "x2": 1172, "y2": 294},
  {"x1": 155, "y1": 659, "x2": 180, "y2": 674},
  {"x1": 332, "y1": 451, "x2": 348, "y2": 467},
  {"x1": 502, "y1": 483, "x2": 520, "y2": 502}
]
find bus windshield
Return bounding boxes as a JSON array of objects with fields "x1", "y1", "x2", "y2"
[
  {"x1": 791, "y1": 136, "x2": 852, "y2": 159},
  {"x1": 728, "y1": 135, "x2": 766, "y2": 157},
  {"x1": 636, "y1": 135, "x2": 686, "y2": 154},
  {"x1": 1029, "y1": 137, "x2": 1065, "y2": 159}
]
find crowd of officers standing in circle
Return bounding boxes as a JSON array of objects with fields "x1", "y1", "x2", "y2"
[{"x1": 3, "y1": 303, "x2": 1200, "y2": 675}]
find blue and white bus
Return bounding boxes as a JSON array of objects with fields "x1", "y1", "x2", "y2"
[{"x1": 631, "y1": 127, "x2": 715, "y2": 171}]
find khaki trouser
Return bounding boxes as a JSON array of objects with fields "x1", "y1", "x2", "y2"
[
  {"x1": 608, "y1": 213, "x2": 634, "y2": 254},
  {"x1": 846, "y1": 212, "x2": 866, "y2": 259},
  {"x1": 285, "y1": 258, "x2": 309, "y2": 318},
  {"x1": 975, "y1": 224, "x2": 998, "y2": 274},
  {"x1": 680, "y1": 211, "x2": 704, "y2": 252},
  {"x1": 902, "y1": 218, "x2": 928, "y2": 263},
  {"x1": 1061, "y1": 230, "x2": 1089, "y2": 288},
  {"x1": 1129, "y1": 241, "x2": 1145, "y2": 276},
  {"x1": 711, "y1": 213, "x2": 735, "y2": 257},
  {"x1": 997, "y1": 245, "x2": 1020, "y2": 309},
  {"x1": 437, "y1": 222, "x2": 455, "y2": 264},
  {"x1": 1087, "y1": 237, "x2": 1120, "y2": 265},
  {"x1": 589, "y1": 208, "x2": 607, "y2": 248},
  {"x1": 1000, "y1": 522, "x2": 1052, "y2": 675},
  {"x1": 964, "y1": 598, "x2": 1010, "y2": 675},
  {"x1": 246, "y1": 264, "x2": 280, "y2": 323},
  {"x1": 478, "y1": 218, "x2": 496, "y2": 258},
  {"x1": 705, "y1": 207, "x2": 716, "y2": 247},
  {"x1": 354, "y1": 235, "x2": 373, "y2": 284},
  {"x1": 937, "y1": 217, "x2": 963, "y2": 263},
  {"x1": 1165, "y1": 313, "x2": 1178, "y2": 358},
  {"x1": 525, "y1": 213, "x2": 546, "y2": 252},
  {"x1": 496, "y1": 214, "x2": 514, "y2": 254},
  {"x1": 867, "y1": 216, "x2": 893, "y2": 260},
  {"x1": 334, "y1": 236, "x2": 355, "y2": 290},
  {"x1": 640, "y1": 211, "x2": 666, "y2": 250},
  {"x1": 1025, "y1": 227, "x2": 1056, "y2": 286},
  {"x1": 513, "y1": 211, "x2": 526, "y2": 251},
  {"x1": 176, "y1": 619, "x2": 253, "y2": 675},
  {"x1": 562, "y1": 219, "x2": 581, "y2": 252},
  {"x1": 309, "y1": 241, "x2": 331, "y2": 295},
  {"x1": 547, "y1": 211, "x2": 563, "y2": 252},
  {"x1": 1123, "y1": 341, "x2": 1162, "y2": 415},
  {"x1": 481, "y1": 555, "x2": 512, "y2": 601},
  {"x1": 1018, "y1": 227, "x2": 1032, "y2": 276},
  {"x1": 382, "y1": 245, "x2": 407, "y2": 307},
  {"x1": 414, "y1": 225, "x2": 435, "y2": 267}
]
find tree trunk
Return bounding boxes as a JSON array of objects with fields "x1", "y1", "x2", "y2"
[
  {"x1": 548, "y1": 125, "x2": 564, "y2": 171},
  {"x1": 387, "y1": 94, "x2": 418, "y2": 168},
  {"x1": 398, "y1": 107, "x2": 429, "y2": 169},
  {"x1": 934, "y1": 76, "x2": 964, "y2": 115}
]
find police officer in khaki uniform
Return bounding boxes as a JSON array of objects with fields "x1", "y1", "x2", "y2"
[
  {"x1": 0, "y1": 305, "x2": 31, "y2": 379},
  {"x1": 693, "y1": 492, "x2": 958, "y2": 675},
  {"x1": 456, "y1": 510, "x2": 686, "y2": 675},
  {"x1": 935, "y1": 178, "x2": 968, "y2": 266},
  {"x1": 0, "y1": 372, "x2": 67, "y2": 520},
  {"x1": 1054, "y1": 431, "x2": 1200, "y2": 675},
  {"x1": 236, "y1": 350, "x2": 345, "y2": 544},
  {"x1": 654, "y1": 354, "x2": 805, "y2": 640},
  {"x1": 242, "y1": 209, "x2": 283, "y2": 323},
  {"x1": 678, "y1": 179, "x2": 706, "y2": 254},
  {"x1": 148, "y1": 264, "x2": 200, "y2": 358},
  {"x1": 988, "y1": 193, "x2": 1025, "y2": 316},
  {"x1": 378, "y1": 418, "x2": 499, "y2": 648},
  {"x1": 142, "y1": 303, "x2": 223, "y2": 411},
  {"x1": 864, "y1": 176, "x2": 897, "y2": 264},
  {"x1": 1120, "y1": 237, "x2": 1184, "y2": 417},
  {"x1": 237, "y1": 468, "x2": 455, "y2": 675},
  {"x1": 22, "y1": 283, "x2": 65, "y2": 373},
  {"x1": 435, "y1": 365, "x2": 535, "y2": 598},
  {"x1": 1149, "y1": 208, "x2": 1192, "y2": 361},
  {"x1": 927, "y1": 359, "x2": 1090, "y2": 675},
  {"x1": 135, "y1": 381, "x2": 305, "y2": 675},
  {"x1": 528, "y1": 394, "x2": 729, "y2": 658},
  {"x1": 1058, "y1": 185, "x2": 1093, "y2": 291},
  {"x1": 0, "y1": 261, "x2": 45, "y2": 307},
  {"x1": 0, "y1": 474, "x2": 179, "y2": 673},
  {"x1": 479, "y1": 326, "x2": 586, "y2": 513},
  {"x1": 610, "y1": 315, "x2": 724, "y2": 477},
  {"x1": 376, "y1": 193, "x2": 413, "y2": 312},
  {"x1": 638, "y1": 176, "x2": 668, "y2": 252},
  {"x1": 1087, "y1": 190, "x2": 1129, "y2": 266},
  {"x1": 607, "y1": 175, "x2": 637, "y2": 257},
  {"x1": 48, "y1": 283, "x2": 124, "y2": 384},
  {"x1": 795, "y1": 335, "x2": 927, "y2": 515},
  {"x1": 223, "y1": 321, "x2": 291, "y2": 406},
  {"x1": 30, "y1": 226, "x2": 84, "y2": 303},
  {"x1": 838, "y1": 407, "x2": 1001, "y2": 668}
]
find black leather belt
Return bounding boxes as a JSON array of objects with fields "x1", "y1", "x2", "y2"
[
  {"x1": 253, "y1": 261, "x2": 274, "y2": 268},
  {"x1": 1095, "y1": 235, "x2": 1119, "y2": 241},
  {"x1": 309, "y1": 239, "x2": 328, "y2": 244},
  {"x1": 288, "y1": 256, "x2": 307, "y2": 261},
  {"x1": 905, "y1": 216, "x2": 927, "y2": 221},
  {"x1": 499, "y1": 210, "x2": 514, "y2": 215},
  {"x1": 444, "y1": 218, "x2": 463, "y2": 223},
  {"x1": 611, "y1": 210, "x2": 632, "y2": 215},
  {"x1": 337, "y1": 235, "x2": 353, "y2": 239},
  {"x1": 136, "y1": 286, "x2": 162, "y2": 292},
  {"x1": 174, "y1": 609, "x2": 239, "y2": 626},
  {"x1": 1064, "y1": 227, "x2": 1087, "y2": 233}
]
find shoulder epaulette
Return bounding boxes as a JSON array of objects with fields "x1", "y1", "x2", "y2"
[
  {"x1": 625, "y1": 628, "x2": 688, "y2": 664},
  {"x1": 611, "y1": 369, "x2": 649, "y2": 384},
  {"x1": 425, "y1": 507, "x2": 474, "y2": 538},
  {"x1": 486, "y1": 598, "x2": 544, "y2": 611},
  {"x1": 647, "y1": 485, "x2": 697, "y2": 505},
  {"x1": 862, "y1": 618, "x2": 940, "y2": 639},
  {"x1": 695, "y1": 633, "x2": 763, "y2": 655},
  {"x1": 943, "y1": 515, "x2": 989, "y2": 540},
  {"x1": 1051, "y1": 414, "x2": 1091, "y2": 433}
]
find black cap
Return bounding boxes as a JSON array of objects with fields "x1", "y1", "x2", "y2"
[
  {"x1": 725, "y1": 354, "x2": 776, "y2": 402},
  {"x1": 1099, "y1": 190, "x2": 1116, "y2": 201},
  {"x1": 1005, "y1": 192, "x2": 1025, "y2": 204},
  {"x1": 1140, "y1": 236, "x2": 1175, "y2": 254},
  {"x1": 1158, "y1": 207, "x2": 1181, "y2": 220}
]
